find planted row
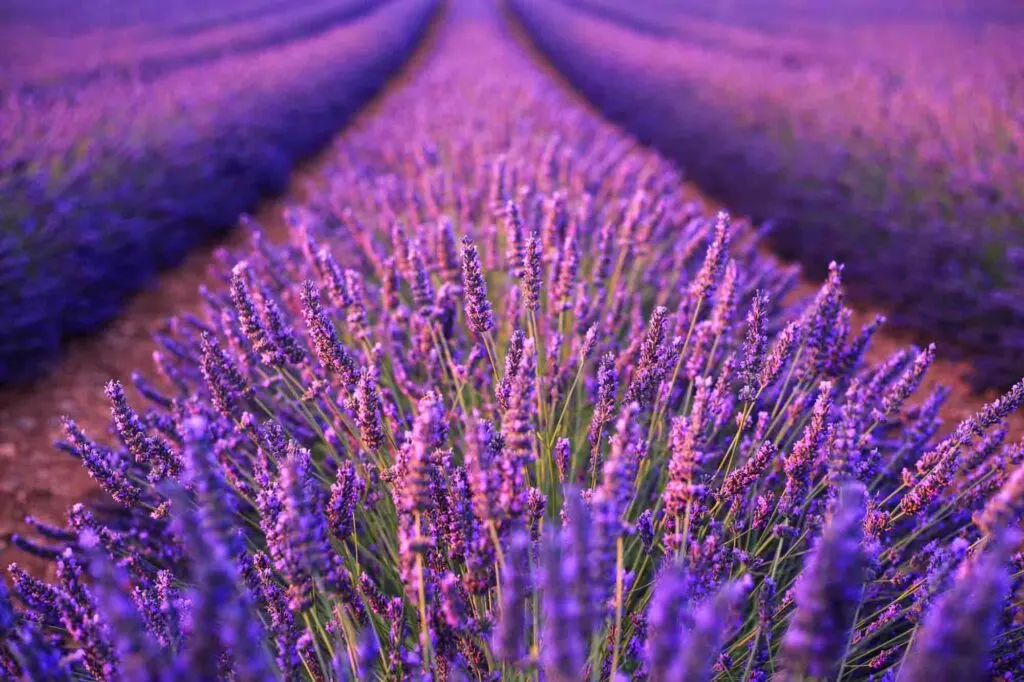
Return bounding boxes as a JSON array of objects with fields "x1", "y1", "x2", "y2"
[
  {"x1": 4, "y1": 1, "x2": 1024, "y2": 680},
  {"x1": 1, "y1": 0, "x2": 388, "y2": 91},
  {"x1": 510, "y1": 0, "x2": 1024, "y2": 392},
  {"x1": 0, "y1": 0, "x2": 436, "y2": 383}
]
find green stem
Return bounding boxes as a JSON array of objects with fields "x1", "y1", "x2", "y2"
[{"x1": 610, "y1": 537, "x2": 626, "y2": 680}]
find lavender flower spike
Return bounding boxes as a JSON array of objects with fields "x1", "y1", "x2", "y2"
[
  {"x1": 875, "y1": 343, "x2": 936, "y2": 421},
  {"x1": 354, "y1": 369, "x2": 387, "y2": 451},
  {"x1": 779, "y1": 481, "x2": 867, "y2": 680},
  {"x1": 646, "y1": 561, "x2": 694, "y2": 682},
  {"x1": 230, "y1": 260, "x2": 277, "y2": 365},
  {"x1": 504, "y1": 201, "x2": 526, "y2": 279},
  {"x1": 588, "y1": 352, "x2": 618, "y2": 450},
  {"x1": 80, "y1": 532, "x2": 169, "y2": 682},
  {"x1": 59, "y1": 417, "x2": 141, "y2": 507},
  {"x1": 689, "y1": 211, "x2": 731, "y2": 304},
  {"x1": 539, "y1": 526, "x2": 586, "y2": 682},
  {"x1": 524, "y1": 230, "x2": 543, "y2": 312},
  {"x1": 739, "y1": 291, "x2": 769, "y2": 401},
  {"x1": 493, "y1": 530, "x2": 531, "y2": 664},
  {"x1": 105, "y1": 379, "x2": 179, "y2": 480},
  {"x1": 677, "y1": 575, "x2": 752, "y2": 682},
  {"x1": 460, "y1": 235, "x2": 495, "y2": 334},
  {"x1": 299, "y1": 279, "x2": 359, "y2": 390},
  {"x1": 976, "y1": 463, "x2": 1024, "y2": 535},
  {"x1": 900, "y1": 530, "x2": 1017, "y2": 682},
  {"x1": 199, "y1": 329, "x2": 252, "y2": 417}
]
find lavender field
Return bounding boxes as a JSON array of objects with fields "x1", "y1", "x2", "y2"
[
  {"x1": 511, "y1": 0, "x2": 1024, "y2": 392},
  {"x1": 3, "y1": 0, "x2": 1024, "y2": 680}
]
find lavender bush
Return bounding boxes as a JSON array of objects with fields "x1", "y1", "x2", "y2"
[
  {"x1": 5, "y1": 2, "x2": 1024, "y2": 680},
  {"x1": 0, "y1": 0, "x2": 436, "y2": 383},
  {"x1": 509, "y1": 0, "x2": 1024, "y2": 392}
]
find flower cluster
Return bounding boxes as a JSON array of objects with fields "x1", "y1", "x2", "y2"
[{"x1": 4, "y1": 3, "x2": 1024, "y2": 681}]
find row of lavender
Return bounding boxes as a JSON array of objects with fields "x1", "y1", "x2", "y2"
[
  {"x1": 5, "y1": 0, "x2": 1024, "y2": 679},
  {"x1": 509, "y1": 0, "x2": 1024, "y2": 392},
  {"x1": 1, "y1": 0, "x2": 387, "y2": 91},
  {"x1": 0, "y1": 0, "x2": 436, "y2": 384}
]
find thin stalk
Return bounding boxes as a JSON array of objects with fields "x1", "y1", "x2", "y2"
[{"x1": 610, "y1": 537, "x2": 626, "y2": 680}]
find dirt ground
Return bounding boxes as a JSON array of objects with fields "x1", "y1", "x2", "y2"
[{"x1": 2, "y1": 5, "x2": 1020, "y2": 581}]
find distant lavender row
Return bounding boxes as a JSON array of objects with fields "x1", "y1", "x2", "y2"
[
  {"x1": 510, "y1": 0, "x2": 1024, "y2": 391},
  {"x1": 5, "y1": 1, "x2": 1024, "y2": 679},
  {"x1": 0, "y1": 0, "x2": 386, "y2": 91},
  {"x1": 0, "y1": 0, "x2": 437, "y2": 384}
]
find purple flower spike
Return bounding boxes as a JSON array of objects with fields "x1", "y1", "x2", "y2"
[
  {"x1": 901, "y1": 530, "x2": 1017, "y2": 682},
  {"x1": 381, "y1": 256, "x2": 401, "y2": 315},
  {"x1": 708, "y1": 259, "x2": 738, "y2": 337},
  {"x1": 315, "y1": 246, "x2": 352, "y2": 309},
  {"x1": 460, "y1": 235, "x2": 495, "y2": 335},
  {"x1": 780, "y1": 382, "x2": 834, "y2": 514},
  {"x1": 501, "y1": 339, "x2": 537, "y2": 471},
  {"x1": 273, "y1": 442, "x2": 344, "y2": 610},
  {"x1": 9, "y1": 562, "x2": 63, "y2": 626},
  {"x1": 435, "y1": 217, "x2": 460, "y2": 281},
  {"x1": 407, "y1": 241, "x2": 436, "y2": 313},
  {"x1": 553, "y1": 437, "x2": 572, "y2": 482},
  {"x1": 719, "y1": 441, "x2": 777, "y2": 508},
  {"x1": 524, "y1": 230, "x2": 543, "y2": 312},
  {"x1": 80, "y1": 534, "x2": 168, "y2": 682},
  {"x1": 55, "y1": 549, "x2": 118, "y2": 681},
  {"x1": 539, "y1": 526, "x2": 587, "y2": 682},
  {"x1": 355, "y1": 368, "x2": 387, "y2": 451},
  {"x1": 343, "y1": 269, "x2": 370, "y2": 339},
  {"x1": 199, "y1": 329, "x2": 252, "y2": 418},
  {"x1": 646, "y1": 561, "x2": 695, "y2": 681},
  {"x1": 59, "y1": 417, "x2": 141, "y2": 507},
  {"x1": 689, "y1": 211, "x2": 731, "y2": 304},
  {"x1": 493, "y1": 530, "x2": 531, "y2": 665},
  {"x1": 504, "y1": 201, "x2": 526, "y2": 279},
  {"x1": 230, "y1": 261, "x2": 279, "y2": 366},
  {"x1": 677, "y1": 575, "x2": 752, "y2": 682},
  {"x1": 780, "y1": 482, "x2": 868, "y2": 680},
  {"x1": 553, "y1": 235, "x2": 579, "y2": 313},
  {"x1": 327, "y1": 460, "x2": 362, "y2": 542},
  {"x1": 739, "y1": 291, "x2": 769, "y2": 401},
  {"x1": 300, "y1": 280, "x2": 359, "y2": 390},
  {"x1": 976, "y1": 463, "x2": 1024, "y2": 534},
  {"x1": 758, "y1": 320, "x2": 801, "y2": 392},
  {"x1": 105, "y1": 379, "x2": 180, "y2": 481},
  {"x1": 404, "y1": 391, "x2": 447, "y2": 513},
  {"x1": 589, "y1": 352, "x2": 619, "y2": 452},
  {"x1": 623, "y1": 305, "x2": 670, "y2": 410},
  {"x1": 464, "y1": 411, "x2": 501, "y2": 524},
  {"x1": 875, "y1": 343, "x2": 936, "y2": 421},
  {"x1": 254, "y1": 281, "x2": 305, "y2": 365}
]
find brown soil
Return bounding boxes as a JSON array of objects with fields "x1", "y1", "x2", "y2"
[{"x1": 2, "y1": 2, "x2": 1020, "y2": 581}]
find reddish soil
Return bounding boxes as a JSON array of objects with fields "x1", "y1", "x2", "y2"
[{"x1": 2, "y1": 5, "x2": 1020, "y2": 581}]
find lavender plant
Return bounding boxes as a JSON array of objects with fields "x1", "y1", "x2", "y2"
[{"x1": 5, "y1": 2, "x2": 1024, "y2": 680}]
